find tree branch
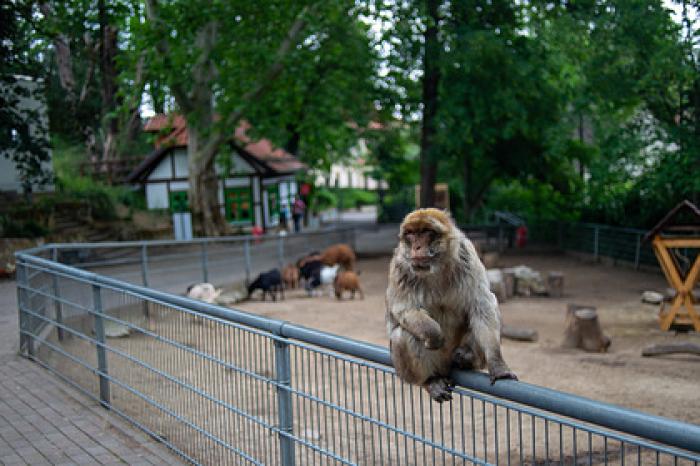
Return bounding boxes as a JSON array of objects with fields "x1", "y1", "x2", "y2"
[
  {"x1": 205, "y1": 5, "x2": 311, "y2": 156},
  {"x1": 144, "y1": 0, "x2": 194, "y2": 114}
]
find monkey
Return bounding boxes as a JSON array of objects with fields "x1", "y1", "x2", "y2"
[{"x1": 386, "y1": 208, "x2": 517, "y2": 402}]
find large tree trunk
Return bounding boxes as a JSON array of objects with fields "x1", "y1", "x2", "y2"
[
  {"x1": 462, "y1": 152, "x2": 471, "y2": 220},
  {"x1": 40, "y1": 2, "x2": 100, "y2": 160},
  {"x1": 418, "y1": 0, "x2": 441, "y2": 208},
  {"x1": 188, "y1": 126, "x2": 228, "y2": 236},
  {"x1": 99, "y1": 0, "x2": 120, "y2": 165}
]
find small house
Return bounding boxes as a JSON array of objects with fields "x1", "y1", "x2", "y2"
[{"x1": 127, "y1": 115, "x2": 305, "y2": 231}]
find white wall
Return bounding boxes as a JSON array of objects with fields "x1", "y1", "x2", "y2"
[
  {"x1": 146, "y1": 183, "x2": 169, "y2": 209},
  {"x1": 0, "y1": 76, "x2": 53, "y2": 193}
]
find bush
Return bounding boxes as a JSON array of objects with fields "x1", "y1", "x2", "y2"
[
  {"x1": 54, "y1": 175, "x2": 144, "y2": 220},
  {"x1": 308, "y1": 188, "x2": 337, "y2": 214},
  {"x1": 0, "y1": 214, "x2": 47, "y2": 238},
  {"x1": 378, "y1": 188, "x2": 415, "y2": 223},
  {"x1": 331, "y1": 188, "x2": 378, "y2": 210}
]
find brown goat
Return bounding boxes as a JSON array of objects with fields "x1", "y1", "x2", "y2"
[
  {"x1": 334, "y1": 271, "x2": 364, "y2": 300},
  {"x1": 281, "y1": 264, "x2": 300, "y2": 289},
  {"x1": 320, "y1": 243, "x2": 356, "y2": 271}
]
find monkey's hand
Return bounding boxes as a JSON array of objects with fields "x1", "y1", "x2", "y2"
[
  {"x1": 488, "y1": 364, "x2": 518, "y2": 385},
  {"x1": 395, "y1": 308, "x2": 445, "y2": 350},
  {"x1": 424, "y1": 376, "x2": 454, "y2": 403},
  {"x1": 423, "y1": 329, "x2": 445, "y2": 350}
]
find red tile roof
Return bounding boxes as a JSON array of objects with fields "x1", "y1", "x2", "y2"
[{"x1": 141, "y1": 114, "x2": 305, "y2": 175}]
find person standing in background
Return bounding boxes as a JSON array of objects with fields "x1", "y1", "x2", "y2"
[{"x1": 292, "y1": 195, "x2": 306, "y2": 233}]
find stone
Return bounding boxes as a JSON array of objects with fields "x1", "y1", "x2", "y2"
[{"x1": 641, "y1": 291, "x2": 664, "y2": 305}]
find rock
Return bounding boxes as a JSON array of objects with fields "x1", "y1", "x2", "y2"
[
  {"x1": 218, "y1": 290, "x2": 245, "y2": 305},
  {"x1": 641, "y1": 291, "x2": 664, "y2": 305},
  {"x1": 487, "y1": 269, "x2": 507, "y2": 303},
  {"x1": 510, "y1": 265, "x2": 547, "y2": 296},
  {"x1": 104, "y1": 319, "x2": 130, "y2": 338}
]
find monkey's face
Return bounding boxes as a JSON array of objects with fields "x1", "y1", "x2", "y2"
[
  {"x1": 401, "y1": 227, "x2": 442, "y2": 272},
  {"x1": 398, "y1": 209, "x2": 454, "y2": 274}
]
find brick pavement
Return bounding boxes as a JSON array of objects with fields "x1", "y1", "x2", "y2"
[{"x1": 0, "y1": 280, "x2": 184, "y2": 466}]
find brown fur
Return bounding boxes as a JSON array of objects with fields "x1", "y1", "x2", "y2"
[
  {"x1": 334, "y1": 271, "x2": 364, "y2": 300},
  {"x1": 386, "y1": 208, "x2": 516, "y2": 403},
  {"x1": 320, "y1": 244, "x2": 356, "y2": 271},
  {"x1": 281, "y1": 264, "x2": 300, "y2": 289}
]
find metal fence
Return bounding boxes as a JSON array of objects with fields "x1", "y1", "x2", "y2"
[
  {"x1": 14, "y1": 230, "x2": 700, "y2": 466},
  {"x1": 529, "y1": 222, "x2": 660, "y2": 269}
]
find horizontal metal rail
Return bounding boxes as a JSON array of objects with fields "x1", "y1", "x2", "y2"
[{"x1": 15, "y1": 251, "x2": 700, "y2": 457}]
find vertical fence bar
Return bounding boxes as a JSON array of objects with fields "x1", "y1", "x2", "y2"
[
  {"x1": 51, "y1": 248, "x2": 64, "y2": 341},
  {"x1": 244, "y1": 239, "x2": 252, "y2": 284},
  {"x1": 498, "y1": 226, "x2": 505, "y2": 253},
  {"x1": 593, "y1": 226, "x2": 600, "y2": 261},
  {"x1": 278, "y1": 235, "x2": 285, "y2": 268},
  {"x1": 274, "y1": 338, "x2": 295, "y2": 466},
  {"x1": 16, "y1": 258, "x2": 29, "y2": 356},
  {"x1": 201, "y1": 240, "x2": 209, "y2": 283},
  {"x1": 634, "y1": 234, "x2": 641, "y2": 270},
  {"x1": 92, "y1": 283, "x2": 110, "y2": 408},
  {"x1": 140, "y1": 244, "x2": 149, "y2": 317}
]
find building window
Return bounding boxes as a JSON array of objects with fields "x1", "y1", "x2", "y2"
[{"x1": 225, "y1": 187, "x2": 253, "y2": 224}]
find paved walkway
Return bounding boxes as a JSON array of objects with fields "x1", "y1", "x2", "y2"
[{"x1": 0, "y1": 280, "x2": 183, "y2": 465}]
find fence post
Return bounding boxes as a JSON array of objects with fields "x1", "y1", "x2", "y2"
[
  {"x1": 350, "y1": 227, "x2": 357, "y2": 253},
  {"x1": 634, "y1": 233, "x2": 641, "y2": 270},
  {"x1": 498, "y1": 225, "x2": 504, "y2": 253},
  {"x1": 92, "y1": 283, "x2": 110, "y2": 408},
  {"x1": 51, "y1": 248, "x2": 64, "y2": 341},
  {"x1": 244, "y1": 239, "x2": 251, "y2": 285},
  {"x1": 201, "y1": 241, "x2": 209, "y2": 283},
  {"x1": 140, "y1": 244, "x2": 150, "y2": 318},
  {"x1": 16, "y1": 259, "x2": 30, "y2": 356},
  {"x1": 274, "y1": 338, "x2": 295, "y2": 466},
  {"x1": 593, "y1": 226, "x2": 600, "y2": 262},
  {"x1": 277, "y1": 235, "x2": 285, "y2": 268}
]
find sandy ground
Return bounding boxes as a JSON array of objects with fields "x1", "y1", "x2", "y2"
[{"x1": 234, "y1": 251, "x2": 700, "y2": 425}]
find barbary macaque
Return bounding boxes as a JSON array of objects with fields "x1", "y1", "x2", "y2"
[{"x1": 386, "y1": 208, "x2": 517, "y2": 402}]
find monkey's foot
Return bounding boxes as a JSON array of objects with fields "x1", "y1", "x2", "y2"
[
  {"x1": 425, "y1": 376, "x2": 454, "y2": 403},
  {"x1": 488, "y1": 367, "x2": 518, "y2": 385},
  {"x1": 452, "y1": 347, "x2": 475, "y2": 370}
]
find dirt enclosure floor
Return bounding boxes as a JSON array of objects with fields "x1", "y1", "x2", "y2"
[{"x1": 234, "y1": 251, "x2": 700, "y2": 425}]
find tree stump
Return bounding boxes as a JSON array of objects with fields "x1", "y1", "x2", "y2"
[
  {"x1": 547, "y1": 271, "x2": 564, "y2": 298},
  {"x1": 562, "y1": 304, "x2": 611, "y2": 352}
]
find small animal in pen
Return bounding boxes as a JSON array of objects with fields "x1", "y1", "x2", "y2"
[
  {"x1": 247, "y1": 269, "x2": 284, "y2": 301},
  {"x1": 319, "y1": 243, "x2": 356, "y2": 271},
  {"x1": 281, "y1": 263, "x2": 300, "y2": 289},
  {"x1": 304, "y1": 263, "x2": 340, "y2": 297},
  {"x1": 186, "y1": 283, "x2": 222, "y2": 304},
  {"x1": 334, "y1": 271, "x2": 364, "y2": 300}
]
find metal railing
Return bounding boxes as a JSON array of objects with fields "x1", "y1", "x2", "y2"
[{"x1": 14, "y1": 230, "x2": 700, "y2": 466}]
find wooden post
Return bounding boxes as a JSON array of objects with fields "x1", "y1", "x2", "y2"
[{"x1": 547, "y1": 272, "x2": 564, "y2": 298}]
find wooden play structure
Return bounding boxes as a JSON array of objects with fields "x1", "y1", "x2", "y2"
[{"x1": 644, "y1": 200, "x2": 700, "y2": 331}]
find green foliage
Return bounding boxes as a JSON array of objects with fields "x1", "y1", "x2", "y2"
[
  {"x1": 484, "y1": 179, "x2": 581, "y2": 225},
  {"x1": 331, "y1": 188, "x2": 378, "y2": 210},
  {"x1": 0, "y1": 214, "x2": 47, "y2": 239},
  {"x1": 1, "y1": 3, "x2": 52, "y2": 195},
  {"x1": 308, "y1": 187, "x2": 337, "y2": 214}
]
